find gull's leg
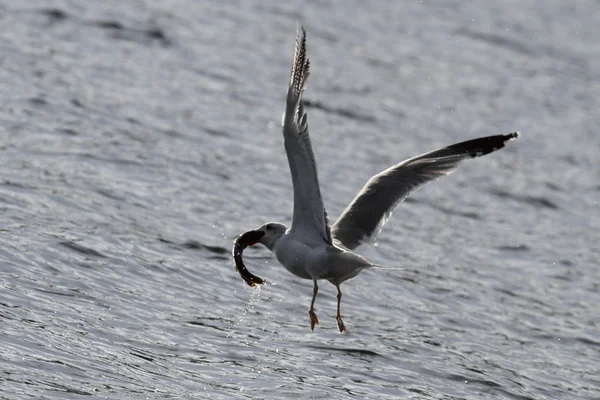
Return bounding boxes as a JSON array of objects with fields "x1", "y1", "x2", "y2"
[
  {"x1": 336, "y1": 285, "x2": 346, "y2": 332},
  {"x1": 309, "y1": 280, "x2": 319, "y2": 331}
]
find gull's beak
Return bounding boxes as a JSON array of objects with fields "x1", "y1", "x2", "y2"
[
  {"x1": 232, "y1": 230, "x2": 266, "y2": 287},
  {"x1": 244, "y1": 230, "x2": 265, "y2": 246}
]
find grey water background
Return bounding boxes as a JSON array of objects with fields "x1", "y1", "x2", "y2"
[{"x1": 0, "y1": 0, "x2": 598, "y2": 398}]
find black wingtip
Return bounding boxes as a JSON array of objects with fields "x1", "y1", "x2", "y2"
[
  {"x1": 432, "y1": 131, "x2": 519, "y2": 160},
  {"x1": 297, "y1": 23, "x2": 306, "y2": 37},
  {"x1": 289, "y1": 25, "x2": 310, "y2": 95}
]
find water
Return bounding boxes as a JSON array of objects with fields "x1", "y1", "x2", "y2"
[{"x1": 0, "y1": 0, "x2": 598, "y2": 398}]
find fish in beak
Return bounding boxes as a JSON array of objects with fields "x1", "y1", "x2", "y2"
[{"x1": 232, "y1": 230, "x2": 266, "y2": 287}]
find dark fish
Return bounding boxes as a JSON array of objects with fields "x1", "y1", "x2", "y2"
[{"x1": 232, "y1": 230, "x2": 266, "y2": 287}]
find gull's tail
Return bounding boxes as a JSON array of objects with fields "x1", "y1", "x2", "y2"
[
  {"x1": 285, "y1": 26, "x2": 310, "y2": 122},
  {"x1": 371, "y1": 263, "x2": 405, "y2": 271}
]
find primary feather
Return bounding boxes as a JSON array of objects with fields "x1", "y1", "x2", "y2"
[{"x1": 332, "y1": 132, "x2": 520, "y2": 250}]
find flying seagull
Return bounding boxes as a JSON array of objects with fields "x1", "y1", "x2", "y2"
[{"x1": 233, "y1": 27, "x2": 518, "y2": 332}]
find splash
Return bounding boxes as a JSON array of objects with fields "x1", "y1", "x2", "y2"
[{"x1": 226, "y1": 284, "x2": 263, "y2": 343}]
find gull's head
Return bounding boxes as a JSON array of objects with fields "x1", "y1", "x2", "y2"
[{"x1": 250, "y1": 222, "x2": 287, "y2": 251}]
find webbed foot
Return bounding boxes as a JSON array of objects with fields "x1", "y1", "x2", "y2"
[
  {"x1": 336, "y1": 315, "x2": 346, "y2": 333},
  {"x1": 309, "y1": 309, "x2": 319, "y2": 331}
]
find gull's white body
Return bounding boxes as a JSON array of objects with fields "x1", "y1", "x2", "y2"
[
  {"x1": 273, "y1": 234, "x2": 371, "y2": 283},
  {"x1": 242, "y1": 27, "x2": 519, "y2": 332}
]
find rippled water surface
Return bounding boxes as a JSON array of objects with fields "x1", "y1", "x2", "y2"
[{"x1": 1, "y1": 0, "x2": 599, "y2": 399}]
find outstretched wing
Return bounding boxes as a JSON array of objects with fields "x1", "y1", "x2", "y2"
[
  {"x1": 283, "y1": 26, "x2": 331, "y2": 245},
  {"x1": 331, "y1": 132, "x2": 519, "y2": 250}
]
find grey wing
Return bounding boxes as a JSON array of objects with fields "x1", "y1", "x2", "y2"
[
  {"x1": 331, "y1": 132, "x2": 519, "y2": 250},
  {"x1": 283, "y1": 27, "x2": 331, "y2": 245}
]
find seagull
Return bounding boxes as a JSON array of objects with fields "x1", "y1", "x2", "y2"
[{"x1": 235, "y1": 26, "x2": 519, "y2": 332}]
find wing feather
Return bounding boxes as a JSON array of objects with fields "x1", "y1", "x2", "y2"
[
  {"x1": 283, "y1": 26, "x2": 331, "y2": 245},
  {"x1": 331, "y1": 132, "x2": 519, "y2": 249}
]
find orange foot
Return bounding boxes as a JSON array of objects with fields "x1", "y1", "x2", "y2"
[
  {"x1": 309, "y1": 309, "x2": 319, "y2": 331},
  {"x1": 336, "y1": 315, "x2": 346, "y2": 333}
]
